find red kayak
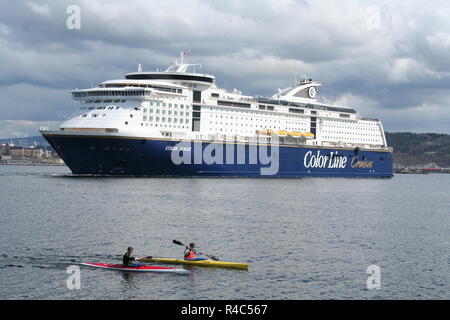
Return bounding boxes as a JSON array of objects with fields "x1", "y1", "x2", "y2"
[{"x1": 80, "y1": 262, "x2": 189, "y2": 274}]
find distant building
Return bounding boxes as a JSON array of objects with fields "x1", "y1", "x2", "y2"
[{"x1": 9, "y1": 146, "x2": 50, "y2": 158}]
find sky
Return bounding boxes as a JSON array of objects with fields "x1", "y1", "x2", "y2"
[{"x1": 0, "y1": 0, "x2": 449, "y2": 138}]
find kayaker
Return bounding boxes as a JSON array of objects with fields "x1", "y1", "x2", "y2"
[
  {"x1": 184, "y1": 243, "x2": 207, "y2": 261},
  {"x1": 123, "y1": 246, "x2": 143, "y2": 267}
]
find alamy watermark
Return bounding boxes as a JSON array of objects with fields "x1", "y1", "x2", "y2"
[
  {"x1": 66, "y1": 265, "x2": 81, "y2": 290},
  {"x1": 66, "y1": 5, "x2": 81, "y2": 30},
  {"x1": 169, "y1": 135, "x2": 280, "y2": 176},
  {"x1": 366, "y1": 5, "x2": 382, "y2": 31},
  {"x1": 366, "y1": 265, "x2": 381, "y2": 289}
]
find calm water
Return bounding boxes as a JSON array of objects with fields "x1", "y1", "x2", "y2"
[{"x1": 0, "y1": 165, "x2": 449, "y2": 300}]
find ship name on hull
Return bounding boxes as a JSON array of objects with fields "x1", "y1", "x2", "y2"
[{"x1": 304, "y1": 151, "x2": 347, "y2": 169}]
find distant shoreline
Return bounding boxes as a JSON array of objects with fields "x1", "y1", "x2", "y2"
[{"x1": 0, "y1": 162, "x2": 66, "y2": 167}]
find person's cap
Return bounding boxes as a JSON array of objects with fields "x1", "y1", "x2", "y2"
[{"x1": 127, "y1": 246, "x2": 134, "y2": 251}]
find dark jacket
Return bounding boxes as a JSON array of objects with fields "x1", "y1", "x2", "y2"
[{"x1": 123, "y1": 252, "x2": 135, "y2": 266}]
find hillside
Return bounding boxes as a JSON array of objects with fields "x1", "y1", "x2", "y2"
[{"x1": 385, "y1": 132, "x2": 450, "y2": 168}]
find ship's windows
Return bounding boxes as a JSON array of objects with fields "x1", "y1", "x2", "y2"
[{"x1": 125, "y1": 121, "x2": 128, "y2": 125}]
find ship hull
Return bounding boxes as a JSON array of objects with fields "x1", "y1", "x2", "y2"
[{"x1": 42, "y1": 133, "x2": 393, "y2": 178}]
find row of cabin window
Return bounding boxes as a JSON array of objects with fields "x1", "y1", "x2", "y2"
[
  {"x1": 207, "y1": 109, "x2": 308, "y2": 122},
  {"x1": 85, "y1": 99, "x2": 127, "y2": 103},
  {"x1": 209, "y1": 107, "x2": 308, "y2": 119},
  {"x1": 322, "y1": 136, "x2": 382, "y2": 143},
  {"x1": 148, "y1": 101, "x2": 190, "y2": 109},
  {"x1": 207, "y1": 122, "x2": 308, "y2": 131},
  {"x1": 74, "y1": 91, "x2": 149, "y2": 97},
  {"x1": 206, "y1": 114, "x2": 307, "y2": 126},
  {"x1": 142, "y1": 116, "x2": 190, "y2": 124},
  {"x1": 142, "y1": 123, "x2": 189, "y2": 129},
  {"x1": 327, "y1": 126, "x2": 379, "y2": 131},
  {"x1": 144, "y1": 109, "x2": 190, "y2": 117},
  {"x1": 324, "y1": 127, "x2": 379, "y2": 133}
]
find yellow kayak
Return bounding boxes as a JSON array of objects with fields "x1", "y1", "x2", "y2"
[{"x1": 142, "y1": 257, "x2": 248, "y2": 270}]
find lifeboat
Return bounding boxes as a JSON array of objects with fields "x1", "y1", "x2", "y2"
[
  {"x1": 302, "y1": 132, "x2": 315, "y2": 139},
  {"x1": 288, "y1": 131, "x2": 302, "y2": 137}
]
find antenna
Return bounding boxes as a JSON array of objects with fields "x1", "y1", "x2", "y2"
[{"x1": 137, "y1": 63, "x2": 142, "y2": 72}]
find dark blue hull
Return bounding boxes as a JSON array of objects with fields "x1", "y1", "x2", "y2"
[{"x1": 43, "y1": 133, "x2": 393, "y2": 178}]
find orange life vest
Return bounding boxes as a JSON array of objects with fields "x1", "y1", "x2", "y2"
[{"x1": 185, "y1": 249, "x2": 196, "y2": 259}]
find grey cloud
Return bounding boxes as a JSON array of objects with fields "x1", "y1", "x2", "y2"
[{"x1": 0, "y1": 0, "x2": 449, "y2": 138}]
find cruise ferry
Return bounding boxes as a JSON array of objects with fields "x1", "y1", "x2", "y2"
[{"x1": 40, "y1": 53, "x2": 393, "y2": 177}]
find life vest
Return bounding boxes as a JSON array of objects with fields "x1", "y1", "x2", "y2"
[{"x1": 184, "y1": 249, "x2": 196, "y2": 259}]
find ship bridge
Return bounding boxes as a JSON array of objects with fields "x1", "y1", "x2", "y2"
[{"x1": 124, "y1": 52, "x2": 215, "y2": 90}]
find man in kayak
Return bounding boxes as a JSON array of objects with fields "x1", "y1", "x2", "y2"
[
  {"x1": 123, "y1": 246, "x2": 144, "y2": 267},
  {"x1": 184, "y1": 243, "x2": 207, "y2": 261}
]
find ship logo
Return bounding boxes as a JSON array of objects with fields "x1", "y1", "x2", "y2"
[
  {"x1": 303, "y1": 150, "x2": 348, "y2": 169},
  {"x1": 351, "y1": 156, "x2": 374, "y2": 169}
]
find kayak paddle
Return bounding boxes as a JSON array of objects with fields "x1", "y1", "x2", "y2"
[{"x1": 172, "y1": 239, "x2": 219, "y2": 261}]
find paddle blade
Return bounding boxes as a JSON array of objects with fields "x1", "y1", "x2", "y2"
[{"x1": 173, "y1": 239, "x2": 184, "y2": 246}]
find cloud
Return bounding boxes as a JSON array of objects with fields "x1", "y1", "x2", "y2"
[
  {"x1": 26, "y1": 1, "x2": 51, "y2": 17},
  {"x1": 0, "y1": 0, "x2": 449, "y2": 138},
  {"x1": 0, "y1": 120, "x2": 61, "y2": 138}
]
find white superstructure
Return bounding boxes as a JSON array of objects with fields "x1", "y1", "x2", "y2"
[{"x1": 64, "y1": 53, "x2": 388, "y2": 150}]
